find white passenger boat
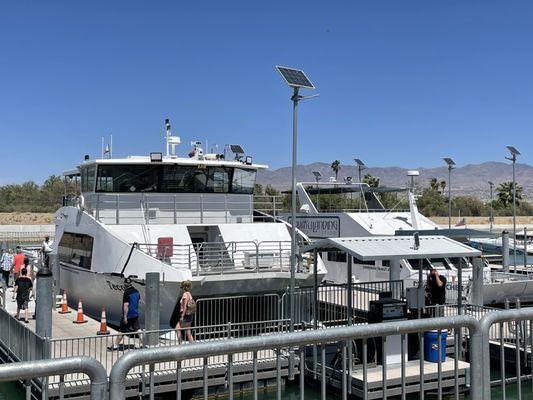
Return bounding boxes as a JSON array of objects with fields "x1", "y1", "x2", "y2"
[
  {"x1": 280, "y1": 177, "x2": 533, "y2": 305},
  {"x1": 52, "y1": 121, "x2": 325, "y2": 327}
]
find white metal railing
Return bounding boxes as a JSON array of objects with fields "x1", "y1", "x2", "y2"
[
  {"x1": 79, "y1": 193, "x2": 255, "y2": 225},
  {"x1": 136, "y1": 240, "x2": 293, "y2": 275}
]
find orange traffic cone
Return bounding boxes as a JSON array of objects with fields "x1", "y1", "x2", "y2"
[
  {"x1": 73, "y1": 300, "x2": 88, "y2": 324},
  {"x1": 96, "y1": 309, "x2": 110, "y2": 335},
  {"x1": 58, "y1": 293, "x2": 71, "y2": 314}
]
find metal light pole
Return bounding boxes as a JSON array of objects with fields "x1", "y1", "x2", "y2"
[
  {"x1": 443, "y1": 158, "x2": 456, "y2": 230},
  {"x1": 276, "y1": 66, "x2": 317, "y2": 332},
  {"x1": 506, "y1": 146, "x2": 520, "y2": 271},
  {"x1": 312, "y1": 170, "x2": 322, "y2": 211},
  {"x1": 354, "y1": 158, "x2": 366, "y2": 211},
  {"x1": 488, "y1": 181, "x2": 494, "y2": 233}
]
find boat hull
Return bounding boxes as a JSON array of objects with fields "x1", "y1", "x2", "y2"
[{"x1": 60, "y1": 263, "x2": 320, "y2": 328}]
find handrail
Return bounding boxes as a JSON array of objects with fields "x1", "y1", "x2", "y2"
[
  {"x1": 109, "y1": 315, "x2": 482, "y2": 399},
  {"x1": 480, "y1": 307, "x2": 533, "y2": 399},
  {"x1": 0, "y1": 356, "x2": 107, "y2": 400}
]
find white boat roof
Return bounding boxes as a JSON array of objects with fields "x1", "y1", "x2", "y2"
[
  {"x1": 301, "y1": 235, "x2": 481, "y2": 261},
  {"x1": 63, "y1": 156, "x2": 268, "y2": 176}
]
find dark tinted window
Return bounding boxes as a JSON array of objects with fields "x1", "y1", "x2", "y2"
[
  {"x1": 58, "y1": 232, "x2": 93, "y2": 270},
  {"x1": 95, "y1": 164, "x2": 253, "y2": 194},
  {"x1": 327, "y1": 251, "x2": 347, "y2": 263}
]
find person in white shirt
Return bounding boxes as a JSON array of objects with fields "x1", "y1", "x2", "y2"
[
  {"x1": 1, "y1": 249, "x2": 14, "y2": 287},
  {"x1": 41, "y1": 235, "x2": 53, "y2": 267}
]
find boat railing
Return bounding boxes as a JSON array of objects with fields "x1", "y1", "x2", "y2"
[
  {"x1": 69, "y1": 193, "x2": 256, "y2": 225},
  {"x1": 135, "y1": 240, "x2": 295, "y2": 275},
  {"x1": 314, "y1": 207, "x2": 411, "y2": 214}
]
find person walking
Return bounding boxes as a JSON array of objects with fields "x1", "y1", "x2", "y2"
[
  {"x1": 23, "y1": 257, "x2": 36, "y2": 287},
  {"x1": 1, "y1": 249, "x2": 13, "y2": 288},
  {"x1": 12, "y1": 268, "x2": 33, "y2": 323},
  {"x1": 177, "y1": 280, "x2": 195, "y2": 344},
  {"x1": 12, "y1": 247, "x2": 25, "y2": 280},
  {"x1": 108, "y1": 277, "x2": 141, "y2": 351}
]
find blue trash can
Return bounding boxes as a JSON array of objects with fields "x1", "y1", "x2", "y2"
[{"x1": 424, "y1": 330, "x2": 447, "y2": 362}]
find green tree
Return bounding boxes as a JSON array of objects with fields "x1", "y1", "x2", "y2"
[
  {"x1": 362, "y1": 174, "x2": 380, "y2": 188},
  {"x1": 496, "y1": 181, "x2": 523, "y2": 208},
  {"x1": 330, "y1": 160, "x2": 341, "y2": 181}
]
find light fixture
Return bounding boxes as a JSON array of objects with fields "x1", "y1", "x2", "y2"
[
  {"x1": 150, "y1": 152, "x2": 163, "y2": 162},
  {"x1": 245, "y1": 156, "x2": 253, "y2": 165},
  {"x1": 443, "y1": 157, "x2": 456, "y2": 229}
]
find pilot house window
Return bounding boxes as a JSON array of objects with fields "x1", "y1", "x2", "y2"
[{"x1": 58, "y1": 232, "x2": 94, "y2": 270}]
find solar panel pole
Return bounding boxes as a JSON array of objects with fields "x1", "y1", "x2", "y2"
[
  {"x1": 290, "y1": 86, "x2": 299, "y2": 333},
  {"x1": 488, "y1": 181, "x2": 494, "y2": 233},
  {"x1": 276, "y1": 66, "x2": 317, "y2": 333},
  {"x1": 443, "y1": 158, "x2": 456, "y2": 230},
  {"x1": 506, "y1": 146, "x2": 520, "y2": 272}
]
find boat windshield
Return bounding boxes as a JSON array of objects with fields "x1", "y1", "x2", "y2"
[{"x1": 86, "y1": 164, "x2": 256, "y2": 194}]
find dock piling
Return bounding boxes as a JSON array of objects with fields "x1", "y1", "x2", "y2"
[
  {"x1": 144, "y1": 272, "x2": 160, "y2": 348},
  {"x1": 35, "y1": 262, "x2": 53, "y2": 339}
]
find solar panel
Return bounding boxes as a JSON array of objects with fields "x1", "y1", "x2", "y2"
[
  {"x1": 230, "y1": 144, "x2": 245, "y2": 154},
  {"x1": 507, "y1": 146, "x2": 520, "y2": 156},
  {"x1": 443, "y1": 157, "x2": 456, "y2": 166},
  {"x1": 276, "y1": 66, "x2": 315, "y2": 89}
]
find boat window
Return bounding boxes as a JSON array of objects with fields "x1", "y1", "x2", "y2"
[
  {"x1": 95, "y1": 164, "x2": 236, "y2": 194},
  {"x1": 81, "y1": 165, "x2": 97, "y2": 193},
  {"x1": 353, "y1": 257, "x2": 375, "y2": 266},
  {"x1": 448, "y1": 257, "x2": 472, "y2": 269},
  {"x1": 407, "y1": 258, "x2": 432, "y2": 270},
  {"x1": 231, "y1": 168, "x2": 256, "y2": 194},
  {"x1": 430, "y1": 258, "x2": 451, "y2": 270},
  {"x1": 58, "y1": 232, "x2": 93, "y2": 270},
  {"x1": 96, "y1": 165, "x2": 159, "y2": 193},
  {"x1": 327, "y1": 251, "x2": 347, "y2": 263}
]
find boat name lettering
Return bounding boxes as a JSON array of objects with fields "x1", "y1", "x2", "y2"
[
  {"x1": 106, "y1": 280, "x2": 126, "y2": 291},
  {"x1": 291, "y1": 217, "x2": 340, "y2": 238}
]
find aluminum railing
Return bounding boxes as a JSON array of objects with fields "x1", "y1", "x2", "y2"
[
  {"x1": 480, "y1": 307, "x2": 533, "y2": 400},
  {"x1": 80, "y1": 192, "x2": 255, "y2": 225},
  {"x1": 0, "y1": 231, "x2": 54, "y2": 246},
  {"x1": 284, "y1": 281, "x2": 404, "y2": 327},
  {"x1": 137, "y1": 240, "x2": 293, "y2": 275},
  {"x1": 0, "y1": 306, "x2": 48, "y2": 363},
  {"x1": 108, "y1": 314, "x2": 483, "y2": 400},
  {"x1": 7, "y1": 307, "x2": 533, "y2": 399},
  {"x1": 0, "y1": 356, "x2": 106, "y2": 400},
  {"x1": 0, "y1": 282, "x2": 6, "y2": 309},
  {"x1": 195, "y1": 293, "x2": 281, "y2": 327},
  {"x1": 49, "y1": 319, "x2": 291, "y2": 384}
]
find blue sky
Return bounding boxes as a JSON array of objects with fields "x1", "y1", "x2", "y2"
[{"x1": 1, "y1": 1, "x2": 533, "y2": 184}]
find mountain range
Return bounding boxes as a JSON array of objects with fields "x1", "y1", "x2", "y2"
[{"x1": 256, "y1": 161, "x2": 533, "y2": 200}]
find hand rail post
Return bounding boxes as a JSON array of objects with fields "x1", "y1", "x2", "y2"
[
  {"x1": 174, "y1": 195, "x2": 177, "y2": 224},
  {"x1": 255, "y1": 242, "x2": 260, "y2": 272},
  {"x1": 200, "y1": 195, "x2": 204, "y2": 223}
]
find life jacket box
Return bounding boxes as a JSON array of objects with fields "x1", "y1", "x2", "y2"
[{"x1": 157, "y1": 237, "x2": 174, "y2": 258}]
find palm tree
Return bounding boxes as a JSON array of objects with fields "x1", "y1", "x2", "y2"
[
  {"x1": 439, "y1": 180, "x2": 446, "y2": 194},
  {"x1": 330, "y1": 160, "x2": 341, "y2": 181},
  {"x1": 429, "y1": 178, "x2": 439, "y2": 191},
  {"x1": 497, "y1": 181, "x2": 523, "y2": 208}
]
